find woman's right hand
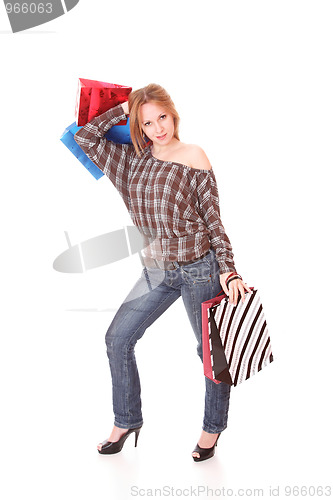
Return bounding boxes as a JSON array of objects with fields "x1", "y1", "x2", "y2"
[{"x1": 121, "y1": 101, "x2": 129, "y2": 115}]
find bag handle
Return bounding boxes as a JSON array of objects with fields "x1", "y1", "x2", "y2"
[{"x1": 215, "y1": 286, "x2": 254, "y2": 300}]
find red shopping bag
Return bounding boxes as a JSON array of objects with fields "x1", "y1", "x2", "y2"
[
  {"x1": 202, "y1": 288, "x2": 273, "y2": 386},
  {"x1": 75, "y1": 78, "x2": 132, "y2": 126}
]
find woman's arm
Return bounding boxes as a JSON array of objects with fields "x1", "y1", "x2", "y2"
[
  {"x1": 74, "y1": 103, "x2": 134, "y2": 181},
  {"x1": 196, "y1": 163, "x2": 251, "y2": 305}
]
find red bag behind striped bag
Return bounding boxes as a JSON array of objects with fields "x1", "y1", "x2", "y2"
[{"x1": 201, "y1": 288, "x2": 273, "y2": 386}]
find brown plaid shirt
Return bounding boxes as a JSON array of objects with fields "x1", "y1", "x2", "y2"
[{"x1": 74, "y1": 104, "x2": 237, "y2": 274}]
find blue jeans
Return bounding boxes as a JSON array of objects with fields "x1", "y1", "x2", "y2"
[{"x1": 105, "y1": 247, "x2": 231, "y2": 434}]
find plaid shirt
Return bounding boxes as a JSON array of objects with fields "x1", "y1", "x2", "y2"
[{"x1": 74, "y1": 104, "x2": 236, "y2": 274}]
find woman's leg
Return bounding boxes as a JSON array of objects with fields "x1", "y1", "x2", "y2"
[
  {"x1": 180, "y1": 248, "x2": 231, "y2": 438},
  {"x1": 105, "y1": 266, "x2": 181, "y2": 431}
]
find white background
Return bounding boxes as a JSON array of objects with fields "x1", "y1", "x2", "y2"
[{"x1": 1, "y1": 1, "x2": 332, "y2": 499}]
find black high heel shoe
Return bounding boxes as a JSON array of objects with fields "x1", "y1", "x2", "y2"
[
  {"x1": 192, "y1": 433, "x2": 221, "y2": 462},
  {"x1": 98, "y1": 426, "x2": 142, "y2": 455}
]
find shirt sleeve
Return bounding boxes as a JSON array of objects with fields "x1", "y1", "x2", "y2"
[
  {"x1": 196, "y1": 168, "x2": 237, "y2": 275},
  {"x1": 74, "y1": 104, "x2": 135, "y2": 197}
]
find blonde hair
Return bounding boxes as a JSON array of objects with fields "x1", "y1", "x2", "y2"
[{"x1": 128, "y1": 83, "x2": 180, "y2": 156}]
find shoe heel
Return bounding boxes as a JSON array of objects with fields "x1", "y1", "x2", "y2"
[{"x1": 134, "y1": 429, "x2": 141, "y2": 447}]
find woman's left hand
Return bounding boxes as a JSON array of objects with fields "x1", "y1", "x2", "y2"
[{"x1": 220, "y1": 273, "x2": 252, "y2": 306}]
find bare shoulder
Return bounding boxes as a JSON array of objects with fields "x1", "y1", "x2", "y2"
[{"x1": 185, "y1": 144, "x2": 212, "y2": 170}]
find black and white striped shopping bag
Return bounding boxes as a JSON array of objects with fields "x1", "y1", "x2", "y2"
[{"x1": 202, "y1": 289, "x2": 274, "y2": 386}]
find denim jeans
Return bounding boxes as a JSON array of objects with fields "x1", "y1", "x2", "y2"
[{"x1": 105, "y1": 247, "x2": 231, "y2": 434}]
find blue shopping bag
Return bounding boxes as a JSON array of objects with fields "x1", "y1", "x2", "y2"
[{"x1": 60, "y1": 117, "x2": 132, "y2": 180}]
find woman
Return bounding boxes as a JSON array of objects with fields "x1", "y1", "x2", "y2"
[{"x1": 74, "y1": 83, "x2": 251, "y2": 461}]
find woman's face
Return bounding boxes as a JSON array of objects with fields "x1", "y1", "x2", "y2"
[{"x1": 140, "y1": 102, "x2": 175, "y2": 146}]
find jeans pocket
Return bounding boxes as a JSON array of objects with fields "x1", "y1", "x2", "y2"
[
  {"x1": 182, "y1": 255, "x2": 212, "y2": 284},
  {"x1": 143, "y1": 265, "x2": 165, "y2": 291}
]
